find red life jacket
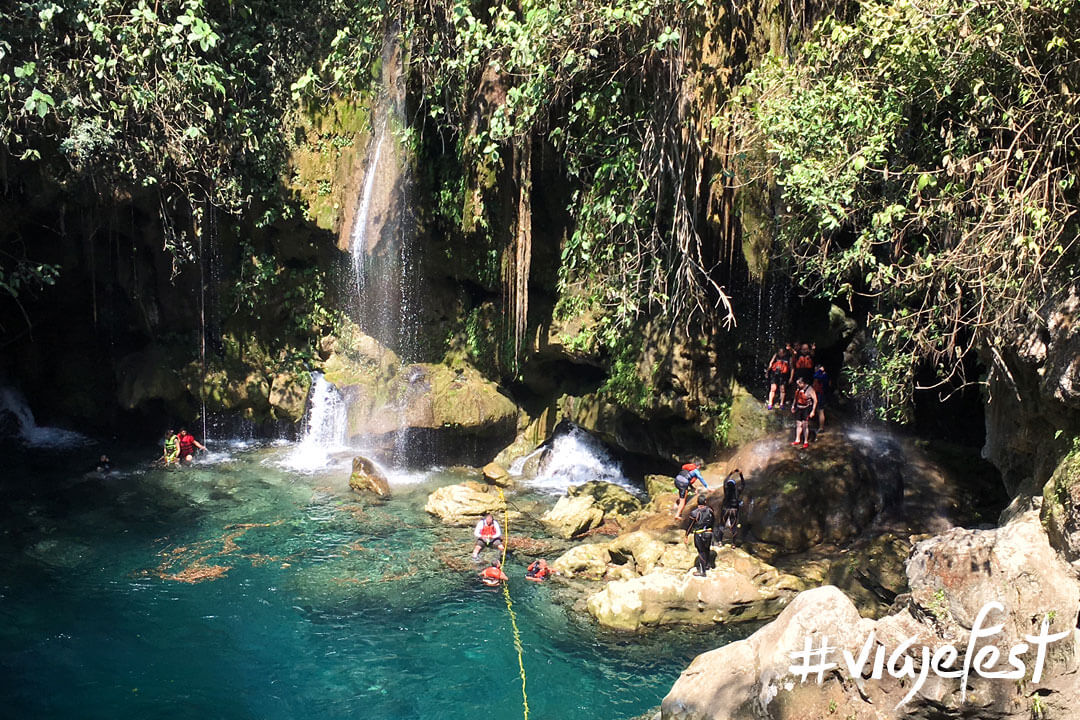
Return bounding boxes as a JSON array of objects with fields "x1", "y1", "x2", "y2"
[
  {"x1": 526, "y1": 561, "x2": 550, "y2": 581},
  {"x1": 480, "y1": 521, "x2": 498, "y2": 539},
  {"x1": 681, "y1": 463, "x2": 698, "y2": 472},
  {"x1": 770, "y1": 358, "x2": 790, "y2": 374},
  {"x1": 795, "y1": 387, "x2": 813, "y2": 407},
  {"x1": 481, "y1": 566, "x2": 506, "y2": 585},
  {"x1": 795, "y1": 354, "x2": 814, "y2": 370},
  {"x1": 178, "y1": 433, "x2": 195, "y2": 455}
]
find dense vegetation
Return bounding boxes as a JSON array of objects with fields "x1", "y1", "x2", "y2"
[{"x1": 3, "y1": 0, "x2": 1078, "y2": 424}]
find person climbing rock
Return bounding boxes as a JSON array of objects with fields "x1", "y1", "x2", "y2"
[
  {"x1": 719, "y1": 469, "x2": 745, "y2": 545},
  {"x1": 525, "y1": 558, "x2": 551, "y2": 582},
  {"x1": 766, "y1": 347, "x2": 793, "y2": 410},
  {"x1": 480, "y1": 559, "x2": 509, "y2": 586},
  {"x1": 790, "y1": 377, "x2": 818, "y2": 449},
  {"x1": 162, "y1": 429, "x2": 180, "y2": 465},
  {"x1": 684, "y1": 495, "x2": 715, "y2": 576},
  {"x1": 673, "y1": 462, "x2": 709, "y2": 519},
  {"x1": 812, "y1": 364, "x2": 830, "y2": 435},
  {"x1": 177, "y1": 429, "x2": 206, "y2": 463},
  {"x1": 472, "y1": 513, "x2": 504, "y2": 559},
  {"x1": 792, "y1": 343, "x2": 816, "y2": 385}
]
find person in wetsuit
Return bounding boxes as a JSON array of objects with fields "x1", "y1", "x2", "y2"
[
  {"x1": 719, "y1": 469, "x2": 745, "y2": 545},
  {"x1": 684, "y1": 495, "x2": 715, "y2": 576},
  {"x1": 673, "y1": 462, "x2": 709, "y2": 519}
]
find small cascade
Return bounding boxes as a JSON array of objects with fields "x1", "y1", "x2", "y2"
[
  {"x1": 0, "y1": 387, "x2": 91, "y2": 448},
  {"x1": 350, "y1": 130, "x2": 387, "y2": 292},
  {"x1": 282, "y1": 374, "x2": 349, "y2": 471},
  {"x1": 527, "y1": 426, "x2": 634, "y2": 493}
]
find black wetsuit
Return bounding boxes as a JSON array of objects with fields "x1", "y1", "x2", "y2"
[{"x1": 687, "y1": 505, "x2": 715, "y2": 575}]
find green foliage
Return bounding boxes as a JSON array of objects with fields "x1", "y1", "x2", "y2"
[
  {"x1": 600, "y1": 342, "x2": 651, "y2": 411},
  {"x1": 729, "y1": 0, "x2": 1080, "y2": 416}
]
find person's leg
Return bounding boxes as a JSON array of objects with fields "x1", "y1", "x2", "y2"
[
  {"x1": 693, "y1": 533, "x2": 710, "y2": 575},
  {"x1": 472, "y1": 541, "x2": 482, "y2": 559},
  {"x1": 767, "y1": 381, "x2": 776, "y2": 408},
  {"x1": 818, "y1": 407, "x2": 825, "y2": 431}
]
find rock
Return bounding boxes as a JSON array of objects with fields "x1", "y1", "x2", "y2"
[
  {"x1": 568, "y1": 480, "x2": 642, "y2": 516},
  {"x1": 425, "y1": 481, "x2": 517, "y2": 526},
  {"x1": 540, "y1": 495, "x2": 605, "y2": 539},
  {"x1": 1041, "y1": 447, "x2": 1080, "y2": 561},
  {"x1": 268, "y1": 371, "x2": 310, "y2": 421},
  {"x1": 482, "y1": 462, "x2": 512, "y2": 487},
  {"x1": 586, "y1": 547, "x2": 803, "y2": 631},
  {"x1": 725, "y1": 382, "x2": 780, "y2": 449},
  {"x1": 552, "y1": 543, "x2": 612, "y2": 579},
  {"x1": 349, "y1": 456, "x2": 390, "y2": 498},
  {"x1": 645, "y1": 474, "x2": 674, "y2": 499},
  {"x1": 906, "y1": 509, "x2": 1079, "y2": 678},
  {"x1": 609, "y1": 529, "x2": 686, "y2": 575},
  {"x1": 115, "y1": 346, "x2": 186, "y2": 410},
  {"x1": 742, "y1": 433, "x2": 904, "y2": 553},
  {"x1": 660, "y1": 586, "x2": 874, "y2": 720}
]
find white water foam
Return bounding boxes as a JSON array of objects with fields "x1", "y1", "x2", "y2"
[
  {"x1": 0, "y1": 387, "x2": 91, "y2": 448},
  {"x1": 281, "y1": 374, "x2": 350, "y2": 472},
  {"x1": 525, "y1": 427, "x2": 636, "y2": 494}
]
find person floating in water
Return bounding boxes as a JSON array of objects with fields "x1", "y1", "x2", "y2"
[
  {"x1": 472, "y1": 513, "x2": 504, "y2": 559},
  {"x1": 480, "y1": 559, "x2": 509, "y2": 586},
  {"x1": 790, "y1": 376, "x2": 818, "y2": 449},
  {"x1": 673, "y1": 462, "x2": 708, "y2": 519},
  {"x1": 765, "y1": 346, "x2": 793, "y2": 410},
  {"x1": 162, "y1": 429, "x2": 180, "y2": 465},
  {"x1": 684, "y1": 495, "x2": 715, "y2": 576},
  {"x1": 525, "y1": 558, "x2": 551, "y2": 582},
  {"x1": 176, "y1": 428, "x2": 206, "y2": 463}
]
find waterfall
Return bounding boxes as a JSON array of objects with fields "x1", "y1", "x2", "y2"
[
  {"x1": 527, "y1": 426, "x2": 635, "y2": 494},
  {"x1": 282, "y1": 374, "x2": 348, "y2": 471},
  {"x1": 0, "y1": 388, "x2": 90, "y2": 448},
  {"x1": 350, "y1": 129, "x2": 387, "y2": 297}
]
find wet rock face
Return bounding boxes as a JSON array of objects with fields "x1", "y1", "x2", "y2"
[
  {"x1": 1041, "y1": 448, "x2": 1080, "y2": 561},
  {"x1": 741, "y1": 434, "x2": 904, "y2": 553},
  {"x1": 349, "y1": 456, "x2": 390, "y2": 498}
]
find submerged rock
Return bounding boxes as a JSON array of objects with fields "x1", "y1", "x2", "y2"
[
  {"x1": 586, "y1": 547, "x2": 803, "y2": 631},
  {"x1": 349, "y1": 456, "x2": 391, "y2": 498},
  {"x1": 540, "y1": 495, "x2": 605, "y2": 539}
]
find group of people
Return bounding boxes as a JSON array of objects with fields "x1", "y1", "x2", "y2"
[
  {"x1": 473, "y1": 512, "x2": 553, "y2": 586},
  {"x1": 766, "y1": 342, "x2": 831, "y2": 448},
  {"x1": 675, "y1": 466, "x2": 747, "y2": 576},
  {"x1": 161, "y1": 428, "x2": 206, "y2": 465}
]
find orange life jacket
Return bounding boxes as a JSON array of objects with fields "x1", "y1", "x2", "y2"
[
  {"x1": 795, "y1": 354, "x2": 814, "y2": 370},
  {"x1": 481, "y1": 566, "x2": 507, "y2": 585},
  {"x1": 795, "y1": 386, "x2": 813, "y2": 407},
  {"x1": 526, "y1": 561, "x2": 550, "y2": 581},
  {"x1": 770, "y1": 358, "x2": 790, "y2": 374},
  {"x1": 681, "y1": 463, "x2": 698, "y2": 472},
  {"x1": 479, "y1": 521, "x2": 498, "y2": 539}
]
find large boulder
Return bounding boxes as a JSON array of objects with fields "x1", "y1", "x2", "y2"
[
  {"x1": 587, "y1": 547, "x2": 804, "y2": 631},
  {"x1": 349, "y1": 455, "x2": 390, "y2": 498},
  {"x1": 424, "y1": 481, "x2": 517, "y2": 526},
  {"x1": 551, "y1": 543, "x2": 612, "y2": 579},
  {"x1": 482, "y1": 462, "x2": 513, "y2": 488},
  {"x1": 1041, "y1": 447, "x2": 1080, "y2": 562},
  {"x1": 660, "y1": 511, "x2": 1080, "y2": 720},
  {"x1": 568, "y1": 480, "x2": 642, "y2": 517},
  {"x1": 540, "y1": 495, "x2": 605, "y2": 539},
  {"x1": 741, "y1": 433, "x2": 904, "y2": 553}
]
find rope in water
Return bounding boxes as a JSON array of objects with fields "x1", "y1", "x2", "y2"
[{"x1": 497, "y1": 487, "x2": 530, "y2": 720}]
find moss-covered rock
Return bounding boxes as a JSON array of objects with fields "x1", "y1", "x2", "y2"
[
  {"x1": 349, "y1": 455, "x2": 391, "y2": 498},
  {"x1": 1041, "y1": 446, "x2": 1080, "y2": 561}
]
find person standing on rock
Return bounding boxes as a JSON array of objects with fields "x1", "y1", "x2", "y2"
[
  {"x1": 765, "y1": 346, "x2": 793, "y2": 410},
  {"x1": 684, "y1": 495, "x2": 715, "y2": 576},
  {"x1": 812, "y1": 364, "x2": 830, "y2": 436},
  {"x1": 718, "y1": 469, "x2": 745, "y2": 545},
  {"x1": 673, "y1": 462, "x2": 709, "y2": 519},
  {"x1": 790, "y1": 377, "x2": 818, "y2": 449},
  {"x1": 472, "y1": 513, "x2": 504, "y2": 559}
]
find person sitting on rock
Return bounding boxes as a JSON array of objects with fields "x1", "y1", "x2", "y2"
[
  {"x1": 480, "y1": 559, "x2": 509, "y2": 586},
  {"x1": 162, "y1": 429, "x2": 180, "y2": 465},
  {"x1": 525, "y1": 558, "x2": 551, "y2": 582},
  {"x1": 673, "y1": 462, "x2": 709, "y2": 519},
  {"x1": 472, "y1": 513, "x2": 504, "y2": 559},
  {"x1": 684, "y1": 495, "x2": 715, "y2": 576}
]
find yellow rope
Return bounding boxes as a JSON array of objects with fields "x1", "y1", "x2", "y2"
[{"x1": 498, "y1": 488, "x2": 530, "y2": 720}]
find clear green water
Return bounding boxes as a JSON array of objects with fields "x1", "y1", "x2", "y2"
[{"x1": 0, "y1": 442, "x2": 740, "y2": 720}]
